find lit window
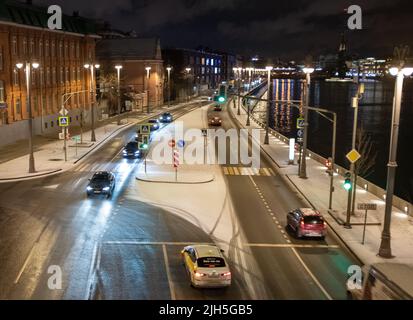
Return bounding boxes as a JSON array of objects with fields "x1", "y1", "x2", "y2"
[
  {"x1": 12, "y1": 36, "x2": 17, "y2": 55},
  {"x1": 0, "y1": 80, "x2": 5, "y2": 102},
  {"x1": 211, "y1": 59, "x2": 214, "y2": 66},
  {"x1": 0, "y1": 47, "x2": 3, "y2": 71},
  {"x1": 206, "y1": 58, "x2": 210, "y2": 66}
]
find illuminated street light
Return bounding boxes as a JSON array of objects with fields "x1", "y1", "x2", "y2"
[
  {"x1": 166, "y1": 66, "x2": 172, "y2": 108},
  {"x1": 84, "y1": 63, "x2": 100, "y2": 141},
  {"x1": 15, "y1": 61, "x2": 40, "y2": 173},
  {"x1": 379, "y1": 46, "x2": 413, "y2": 258},
  {"x1": 115, "y1": 65, "x2": 123, "y2": 125},
  {"x1": 299, "y1": 66, "x2": 314, "y2": 178}
]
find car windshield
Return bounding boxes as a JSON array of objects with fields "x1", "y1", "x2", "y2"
[
  {"x1": 126, "y1": 143, "x2": 138, "y2": 148},
  {"x1": 303, "y1": 216, "x2": 324, "y2": 224},
  {"x1": 197, "y1": 257, "x2": 226, "y2": 268},
  {"x1": 92, "y1": 174, "x2": 109, "y2": 181},
  {"x1": 149, "y1": 120, "x2": 158, "y2": 123}
]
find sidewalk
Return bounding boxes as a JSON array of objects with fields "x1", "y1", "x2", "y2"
[
  {"x1": 0, "y1": 99, "x2": 202, "y2": 182},
  {"x1": 229, "y1": 97, "x2": 413, "y2": 266}
]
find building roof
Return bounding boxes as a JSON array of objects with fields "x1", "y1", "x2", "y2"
[
  {"x1": 96, "y1": 38, "x2": 162, "y2": 61},
  {"x1": 0, "y1": 0, "x2": 98, "y2": 36}
]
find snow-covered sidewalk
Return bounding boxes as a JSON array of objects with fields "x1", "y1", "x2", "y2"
[
  {"x1": 0, "y1": 100, "x2": 200, "y2": 182},
  {"x1": 229, "y1": 96, "x2": 413, "y2": 265}
]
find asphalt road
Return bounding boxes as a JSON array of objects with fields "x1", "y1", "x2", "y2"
[
  {"x1": 0, "y1": 98, "x2": 358, "y2": 300},
  {"x1": 206, "y1": 102, "x2": 359, "y2": 300}
]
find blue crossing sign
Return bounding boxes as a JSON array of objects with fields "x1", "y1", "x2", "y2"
[{"x1": 58, "y1": 116, "x2": 70, "y2": 127}]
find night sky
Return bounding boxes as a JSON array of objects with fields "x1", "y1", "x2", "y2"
[{"x1": 33, "y1": 0, "x2": 413, "y2": 61}]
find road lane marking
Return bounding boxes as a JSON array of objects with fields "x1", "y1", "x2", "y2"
[
  {"x1": 85, "y1": 242, "x2": 99, "y2": 300},
  {"x1": 291, "y1": 247, "x2": 333, "y2": 300},
  {"x1": 244, "y1": 243, "x2": 340, "y2": 249},
  {"x1": 102, "y1": 241, "x2": 214, "y2": 246},
  {"x1": 162, "y1": 244, "x2": 176, "y2": 300},
  {"x1": 14, "y1": 243, "x2": 37, "y2": 284}
]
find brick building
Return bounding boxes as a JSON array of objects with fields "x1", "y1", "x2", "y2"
[{"x1": 0, "y1": 0, "x2": 99, "y2": 146}]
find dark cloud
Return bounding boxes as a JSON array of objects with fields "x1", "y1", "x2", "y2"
[{"x1": 31, "y1": 0, "x2": 413, "y2": 60}]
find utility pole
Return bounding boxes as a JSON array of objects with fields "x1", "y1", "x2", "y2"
[
  {"x1": 115, "y1": 65, "x2": 123, "y2": 125},
  {"x1": 299, "y1": 67, "x2": 314, "y2": 178},
  {"x1": 264, "y1": 66, "x2": 273, "y2": 145}
]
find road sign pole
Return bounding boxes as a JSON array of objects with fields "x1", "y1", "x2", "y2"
[
  {"x1": 362, "y1": 209, "x2": 368, "y2": 245},
  {"x1": 64, "y1": 127, "x2": 67, "y2": 162}
]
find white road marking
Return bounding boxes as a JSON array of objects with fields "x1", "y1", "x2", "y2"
[
  {"x1": 84, "y1": 242, "x2": 99, "y2": 300},
  {"x1": 244, "y1": 243, "x2": 339, "y2": 249},
  {"x1": 291, "y1": 247, "x2": 333, "y2": 300},
  {"x1": 102, "y1": 241, "x2": 214, "y2": 246},
  {"x1": 14, "y1": 243, "x2": 37, "y2": 284},
  {"x1": 162, "y1": 244, "x2": 176, "y2": 300}
]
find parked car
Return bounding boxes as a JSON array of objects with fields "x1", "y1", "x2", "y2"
[
  {"x1": 181, "y1": 244, "x2": 231, "y2": 288},
  {"x1": 86, "y1": 171, "x2": 116, "y2": 198},
  {"x1": 287, "y1": 208, "x2": 327, "y2": 239},
  {"x1": 347, "y1": 263, "x2": 413, "y2": 300},
  {"x1": 122, "y1": 141, "x2": 141, "y2": 158}
]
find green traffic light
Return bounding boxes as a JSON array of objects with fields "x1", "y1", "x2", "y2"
[
  {"x1": 140, "y1": 143, "x2": 148, "y2": 150},
  {"x1": 218, "y1": 96, "x2": 225, "y2": 103},
  {"x1": 343, "y1": 179, "x2": 352, "y2": 191}
]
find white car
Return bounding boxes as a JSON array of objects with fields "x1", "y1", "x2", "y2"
[{"x1": 181, "y1": 244, "x2": 231, "y2": 288}]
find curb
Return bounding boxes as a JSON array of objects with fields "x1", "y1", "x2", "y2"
[{"x1": 0, "y1": 169, "x2": 63, "y2": 182}]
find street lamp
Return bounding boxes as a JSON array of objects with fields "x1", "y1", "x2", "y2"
[
  {"x1": 16, "y1": 61, "x2": 39, "y2": 173},
  {"x1": 145, "y1": 66, "x2": 151, "y2": 113},
  {"x1": 299, "y1": 67, "x2": 314, "y2": 178},
  {"x1": 264, "y1": 66, "x2": 273, "y2": 145},
  {"x1": 378, "y1": 51, "x2": 413, "y2": 258},
  {"x1": 84, "y1": 63, "x2": 100, "y2": 142},
  {"x1": 115, "y1": 65, "x2": 123, "y2": 125},
  {"x1": 166, "y1": 66, "x2": 172, "y2": 108},
  {"x1": 185, "y1": 68, "x2": 191, "y2": 102}
]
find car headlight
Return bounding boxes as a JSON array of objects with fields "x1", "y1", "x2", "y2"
[
  {"x1": 103, "y1": 187, "x2": 110, "y2": 191},
  {"x1": 87, "y1": 186, "x2": 93, "y2": 191},
  {"x1": 167, "y1": 117, "x2": 171, "y2": 120},
  {"x1": 123, "y1": 150, "x2": 127, "y2": 154}
]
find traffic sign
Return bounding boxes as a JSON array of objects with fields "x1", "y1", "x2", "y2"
[
  {"x1": 168, "y1": 139, "x2": 176, "y2": 148},
  {"x1": 357, "y1": 203, "x2": 377, "y2": 211},
  {"x1": 72, "y1": 135, "x2": 81, "y2": 142},
  {"x1": 297, "y1": 129, "x2": 304, "y2": 138},
  {"x1": 346, "y1": 149, "x2": 361, "y2": 164},
  {"x1": 297, "y1": 117, "x2": 305, "y2": 129},
  {"x1": 201, "y1": 129, "x2": 208, "y2": 136},
  {"x1": 58, "y1": 116, "x2": 70, "y2": 127},
  {"x1": 59, "y1": 107, "x2": 68, "y2": 116},
  {"x1": 139, "y1": 124, "x2": 151, "y2": 135},
  {"x1": 173, "y1": 149, "x2": 180, "y2": 168},
  {"x1": 177, "y1": 140, "x2": 185, "y2": 148}
]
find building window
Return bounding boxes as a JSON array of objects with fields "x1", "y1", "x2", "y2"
[
  {"x1": 59, "y1": 41, "x2": 63, "y2": 57},
  {"x1": 201, "y1": 58, "x2": 205, "y2": 65},
  {"x1": 45, "y1": 40, "x2": 49, "y2": 57},
  {"x1": 206, "y1": 58, "x2": 210, "y2": 66},
  {"x1": 39, "y1": 41, "x2": 43, "y2": 57},
  {"x1": 31, "y1": 70, "x2": 36, "y2": 86},
  {"x1": 52, "y1": 67, "x2": 56, "y2": 84},
  {"x1": 46, "y1": 67, "x2": 50, "y2": 85},
  {"x1": 40, "y1": 68, "x2": 44, "y2": 86},
  {"x1": 65, "y1": 67, "x2": 69, "y2": 83},
  {"x1": 72, "y1": 67, "x2": 76, "y2": 82},
  {"x1": 60, "y1": 67, "x2": 64, "y2": 84},
  {"x1": 0, "y1": 80, "x2": 4, "y2": 102},
  {"x1": 29, "y1": 38, "x2": 34, "y2": 55},
  {"x1": 13, "y1": 70, "x2": 19, "y2": 86},
  {"x1": 22, "y1": 37, "x2": 27, "y2": 55},
  {"x1": 0, "y1": 47, "x2": 3, "y2": 71},
  {"x1": 12, "y1": 36, "x2": 17, "y2": 55},
  {"x1": 51, "y1": 41, "x2": 55, "y2": 57},
  {"x1": 64, "y1": 43, "x2": 68, "y2": 57},
  {"x1": 211, "y1": 59, "x2": 214, "y2": 66},
  {"x1": 76, "y1": 43, "x2": 80, "y2": 58},
  {"x1": 33, "y1": 96, "x2": 38, "y2": 114},
  {"x1": 16, "y1": 98, "x2": 21, "y2": 114}
]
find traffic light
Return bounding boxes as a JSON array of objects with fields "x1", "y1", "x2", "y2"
[
  {"x1": 343, "y1": 172, "x2": 352, "y2": 191},
  {"x1": 140, "y1": 143, "x2": 148, "y2": 150},
  {"x1": 217, "y1": 84, "x2": 227, "y2": 103}
]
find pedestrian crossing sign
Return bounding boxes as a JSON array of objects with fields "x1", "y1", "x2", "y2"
[
  {"x1": 139, "y1": 124, "x2": 151, "y2": 134},
  {"x1": 58, "y1": 116, "x2": 70, "y2": 127}
]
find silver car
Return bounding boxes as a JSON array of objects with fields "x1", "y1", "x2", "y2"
[{"x1": 181, "y1": 244, "x2": 231, "y2": 288}]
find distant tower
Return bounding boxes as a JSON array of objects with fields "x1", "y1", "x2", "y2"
[{"x1": 337, "y1": 33, "x2": 349, "y2": 78}]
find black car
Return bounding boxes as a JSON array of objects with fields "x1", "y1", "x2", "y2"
[
  {"x1": 86, "y1": 171, "x2": 116, "y2": 198},
  {"x1": 159, "y1": 112, "x2": 173, "y2": 123},
  {"x1": 148, "y1": 119, "x2": 160, "y2": 130},
  {"x1": 122, "y1": 142, "x2": 141, "y2": 158}
]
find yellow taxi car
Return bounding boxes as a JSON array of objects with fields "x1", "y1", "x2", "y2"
[{"x1": 181, "y1": 244, "x2": 231, "y2": 288}]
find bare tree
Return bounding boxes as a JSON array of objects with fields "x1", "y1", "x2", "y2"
[{"x1": 97, "y1": 72, "x2": 118, "y2": 115}]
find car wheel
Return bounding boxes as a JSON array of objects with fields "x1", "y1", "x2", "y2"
[{"x1": 296, "y1": 227, "x2": 302, "y2": 238}]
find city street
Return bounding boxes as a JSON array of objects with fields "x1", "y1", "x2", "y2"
[{"x1": 0, "y1": 100, "x2": 359, "y2": 300}]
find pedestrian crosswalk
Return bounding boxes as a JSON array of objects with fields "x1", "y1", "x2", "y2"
[{"x1": 223, "y1": 166, "x2": 276, "y2": 177}]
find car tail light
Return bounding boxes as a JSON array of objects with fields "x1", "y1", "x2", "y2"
[
  {"x1": 222, "y1": 272, "x2": 231, "y2": 277},
  {"x1": 300, "y1": 220, "x2": 305, "y2": 227},
  {"x1": 195, "y1": 272, "x2": 206, "y2": 278}
]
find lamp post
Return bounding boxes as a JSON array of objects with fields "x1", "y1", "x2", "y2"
[
  {"x1": 378, "y1": 51, "x2": 413, "y2": 258},
  {"x1": 84, "y1": 63, "x2": 100, "y2": 142},
  {"x1": 299, "y1": 67, "x2": 314, "y2": 178},
  {"x1": 185, "y1": 67, "x2": 191, "y2": 102},
  {"x1": 166, "y1": 66, "x2": 172, "y2": 108},
  {"x1": 115, "y1": 65, "x2": 123, "y2": 125},
  {"x1": 16, "y1": 61, "x2": 39, "y2": 173},
  {"x1": 264, "y1": 66, "x2": 273, "y2": 145},
  {"x1": 145, "y1": 66, "x2": 151, "y2": 113}
]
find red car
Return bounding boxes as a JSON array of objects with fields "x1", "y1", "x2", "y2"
[
  {"x1": 287, "y1": 208, "x2": 327, "y2": 239},
  {"x1": 209, "y1": 116, "x2": 222, "y2": 126}
]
